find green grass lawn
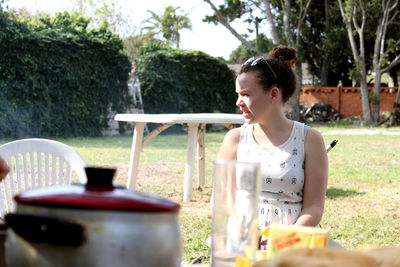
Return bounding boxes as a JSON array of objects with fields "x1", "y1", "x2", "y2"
[
  {"x1": 316, "y1": 131, "x2": 400, "y2": 249},
  {"x1": 2, "y1": 126, "x2": 400, "y2": 263}
]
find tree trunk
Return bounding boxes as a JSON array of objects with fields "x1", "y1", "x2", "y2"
[
  {"x1": 370, "y1": 0, "x2": 400, "y2": 124},
  {"x1": 285, "y1": 61, "x2": 301, "y2": 121},
  {"x1": 262, "y1": 0, "x2": 281, "y2": 45},
  {"x1": 320, "y1": 0, "x2": 330, "y2": 86},
  {"x1": 203, "y1": 0, "x2": 259, "y2": 54},
  {"x1": 359, "y1": 78, "x2": 373, "y2": 125},
  {"x1": 320, "y1": 61, "x2": 329, "y2": 86},
  {"x1": 394, "y1": 84, "x2": 400, "y2": 111},
  {"x1": 338, "y1": 0, "x2": 373, "y2": 125},
  {"x1": 282, "y1": 0, "x2": 294, "y2": 47},
  {"x1": 291, "y1": 0, "x2": 311, "y2": 120},
  {"x1": 176, "y1": 33, "x2": 180, "y2": 49},
  {"x1": 372, "y1": 70, "x2": 382, "y2": 123}
]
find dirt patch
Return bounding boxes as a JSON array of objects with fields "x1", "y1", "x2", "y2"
[{"x1": 113, "y1": 162, "x2": 213, "y2": 213}]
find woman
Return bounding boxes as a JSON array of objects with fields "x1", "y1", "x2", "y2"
[{"x1": 218, "y1": 46, "x2": 328, "y2": 229}]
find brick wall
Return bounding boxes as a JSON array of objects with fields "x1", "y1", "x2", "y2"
[{"x1": 300, "y1": 86, "x2": 400, "y2": 118}]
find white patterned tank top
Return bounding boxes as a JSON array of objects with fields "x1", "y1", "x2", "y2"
[{"x1": 237, "y1": 121, "x2": 306, "y2": 230}]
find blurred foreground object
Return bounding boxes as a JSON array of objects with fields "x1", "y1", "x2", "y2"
[
  {"x1": 211, "y1": 160, "x2": 260, "y2": 267},
  {"x1": 254, "y1": 246, "x2": 400, "y2": 267},
  {"x1": 0, "y1": 157, "x2": 9, "y2": 182},
  {"x1": 258, "y1": 225, "x2": 328, "y2": 260}
]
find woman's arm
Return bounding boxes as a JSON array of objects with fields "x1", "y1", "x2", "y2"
[
  {"x1": 295, "y1": 128, "x2": 328, "y2": 227},
  {"x1": 210, "y1": 128, "x2": 241, "y2": 210},
  {"x1": 217, "y1": 128, "x2": 241, "y2": 160},
  {"x1": 0, "y1": 156, "x2": 10, "y2": 181}
]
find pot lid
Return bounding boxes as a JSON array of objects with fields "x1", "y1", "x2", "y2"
[{"x1": 14, "y1": 167, "x2": 180, "y2": 212}]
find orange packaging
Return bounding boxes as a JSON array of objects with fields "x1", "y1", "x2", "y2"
[{"x1": 259, "y1": 224, "x2": 328, "y2": 260}]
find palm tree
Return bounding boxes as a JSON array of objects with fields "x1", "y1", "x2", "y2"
[{"x1": 142, "y1": 6, "x2": 191, "y2": 48}]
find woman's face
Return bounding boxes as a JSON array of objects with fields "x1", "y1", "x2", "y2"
[{"x1": 235, "y1": 71, "x2": 272, "y2": 124}]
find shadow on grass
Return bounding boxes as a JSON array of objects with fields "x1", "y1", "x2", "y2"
[{"x1": 326, "y1": 187, "x2": 365, "y2": 199}]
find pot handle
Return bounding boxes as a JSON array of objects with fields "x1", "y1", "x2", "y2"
[
  {"x1": 5, "y1": 213, "x2": 86, "y2": 247},
  {"x1": 0, "y1": 216, "x2": 6, "y2": 230}
]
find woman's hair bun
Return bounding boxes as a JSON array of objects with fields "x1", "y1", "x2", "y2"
[{"x1": 268, "y1": 45, "x2": 297, "y2": 68}]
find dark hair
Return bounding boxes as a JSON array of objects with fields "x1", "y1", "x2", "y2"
[{"x1": 239, "y1": 46, "x2": 297, "y2": 103}]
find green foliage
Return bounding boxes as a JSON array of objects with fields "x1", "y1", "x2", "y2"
[
  {"x1": 134, "y1": 44, "x2": 237, "y2": 115},
  {"x1": 350, "y1": 62, "x2": 363, "y2": 84},
  {"x1": 69, "y1": 0, "x2": 130, "y2": 36},
  {"x1": 122, "y1": 34, "x2": 160, "y2": 61},
  {"x1": 300, "y1": 1, "x2": 354, "y2": 86},
  {"x1": 203, "y1": 0, "x2": 246, "y2": 24},
  {"x1": 0, "y1": 11, "x2": 131, "y2": 138},
  {"x1": 229, "y1": 33, "x2": 273, "y2": 63},
  {"x1": 205, "y1": 0, "x2": 399, "y2": 88},
  {"x1": 141, "y1": 6, "x2": 191, "y2": 48}
]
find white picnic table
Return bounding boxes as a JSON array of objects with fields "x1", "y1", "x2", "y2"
[{"x1": 114, "y1": 113, "x2": 244, "y2": 201}]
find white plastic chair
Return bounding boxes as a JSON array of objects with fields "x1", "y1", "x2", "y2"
[{"x1": 0, "y1": 138, "x2": 87, "y2": 218}]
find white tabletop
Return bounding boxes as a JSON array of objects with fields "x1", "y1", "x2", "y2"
[{"x1": 114, "y1": 113, "x2": 245, "y2": 124}]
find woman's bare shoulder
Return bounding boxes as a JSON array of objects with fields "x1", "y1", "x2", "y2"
[
  {"x1": 304, "y1": 127, "x2": 326, "y2": 155},
  {"x1": 225, "y1": 127, "x2": 241, "y2": 141},
  {"x1": 305, "y1": 127, "x2": 323, "y2": 139},
  {"x1": 218, "y1": 127, "x2": 242, "y2": 160}
]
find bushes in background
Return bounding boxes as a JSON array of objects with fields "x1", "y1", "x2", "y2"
[
  {"x1": 0, "y1": 11, "x2": 132, "y2": 138},
  {"x1": 134, "y1": 44, "x2": 237, "y2": 115},
  {"x1": 0, "y1": 9, "x2": 237, "y2": 138}
]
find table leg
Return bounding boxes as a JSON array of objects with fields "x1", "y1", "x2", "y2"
[
  {"x1": 197, "y1": 123, "x2": 206, "y2": 188},
  {"x1": 127, "y1": 122, "x2": 145, "y2": 190},
  {"x1": 184, "y1": 123, "x2": 199, "y2": 202}
]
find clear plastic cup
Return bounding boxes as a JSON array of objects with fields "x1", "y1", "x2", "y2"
[{"x1": 211, "y1": 160, "x2": 260, "y2": 267}]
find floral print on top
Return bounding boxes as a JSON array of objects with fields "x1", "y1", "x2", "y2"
[{"x1": 237, "y1": 121, "x2": 306, "y2": 230}]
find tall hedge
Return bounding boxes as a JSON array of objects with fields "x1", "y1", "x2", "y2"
[
  {"x1": 134, "y1": 44, "x2": 237, "y2": 115},
  {"x1": 0, "y1": 11, "x2": 132, "y2": 138}
]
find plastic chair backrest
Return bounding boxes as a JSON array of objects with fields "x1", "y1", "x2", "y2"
[{"x1": 0, "y1": 138, "x2": 87, "y2": 218}]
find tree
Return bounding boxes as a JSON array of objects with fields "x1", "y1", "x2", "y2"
[
  {"x1": 265, "y1": 0, "x2": 311, "y2": 120},
  {"x1": 203, "y1": 0, "x2": 258, "y2": 54},
  {"x1": 122, "y1": 33, "x2": 159, "y2": 60},
  {"x1": 70, "y1": 0, "x2": 131, "y2": 36},
  {"x1": 203, "y1": 0, "x2": 312, "y2": 120},
  {"x1": 338, "y1": 0, "x2": 400, "y2": 125},
  {"x1": 229, "y1": 33, "x2": 274, "y2": 63},
  {"x1": 300, "y1": 1, "x2": 354, "y2": 86},
  {"x1": 141, "y1": 6, "x2": 191, "y2": 48},
  {"x1": 0, "y1": 0, "x2": 7, "y2": 9}
]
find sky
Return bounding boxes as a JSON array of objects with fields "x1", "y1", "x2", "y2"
[{"x1": 5, "y1": 0, "x2": 254, "y2": 60}]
